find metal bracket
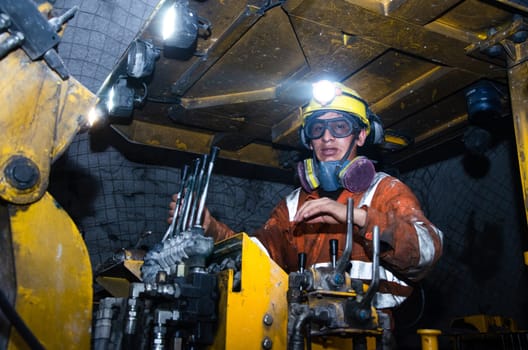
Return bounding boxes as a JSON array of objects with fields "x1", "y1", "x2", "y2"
[{"x1": 465, "y1": 15, "x2": 528, "y2": 67}]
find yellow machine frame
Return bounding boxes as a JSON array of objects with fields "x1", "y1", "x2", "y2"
[
  {"x1": 211, "y1": 233, "x2": 379, "y2": 350},
  {"x1": 0, "y1": 2, "x2": 97, "y2": 349}
]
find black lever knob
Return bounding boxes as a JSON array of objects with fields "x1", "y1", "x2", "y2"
[
  {"x1": 298, "y1": 252, "x2": 306, "y2": 273},
  {"x1": 330, "y1": 239, "x2": 338, "y2": 268}
]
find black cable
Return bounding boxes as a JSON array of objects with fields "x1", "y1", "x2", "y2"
[
  {"x1": 257, "y1": 0, "x2": 285, "y2": 14},
  {"x1": 0, "y1": 289, "x2": 45, "y2": 350},
  {"x1": 397, "y1": 283, "x2": 425, "y2": 330},
  {"x1": 145, "y1": 96, "x2": 182, "y2": 104}
]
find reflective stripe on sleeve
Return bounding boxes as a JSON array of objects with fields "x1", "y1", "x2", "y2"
[
  {"x1": 286, "y1": 188, "x2": 301, "y2": 222},
  {"x1": 358, "y1": 172, "x2": 389, "y2": 207},
  {"x1": 407, "y1": 222, "x2": 443, "y2": 279},
  {"x1": 349, "y1": 260, "x2": 409, "y2": 308}
]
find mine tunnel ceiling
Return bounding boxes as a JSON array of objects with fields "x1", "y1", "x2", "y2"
[{"x1": 98, "y1": 0, "x2": 525, "y2": 172}]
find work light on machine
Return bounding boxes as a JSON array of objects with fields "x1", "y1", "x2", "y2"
[
  {"x1": 126, "y1": 39, "x2": 160, "y2": 79},
  {"x1": 162, "y1": 0, "x2": 200, "y2": 50},
  {"x1": 106, "y1": 77, "x2": 135, "y2": 119},
  {"x1": 86, "y1": 105, "x2": 106, "y2": 128}
]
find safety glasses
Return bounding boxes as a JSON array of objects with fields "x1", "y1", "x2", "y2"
[{"x1": 304, "y1": 116, "x2": 359, "y2": 139}]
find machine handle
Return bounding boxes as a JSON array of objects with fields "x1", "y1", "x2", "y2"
[{"x1": 335, "y1": 198, "x2": 353, "y2": 275}]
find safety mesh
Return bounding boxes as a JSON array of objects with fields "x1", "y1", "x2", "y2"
[
  {"x1": 50, "y1": 133, "x2": 294, "y2": 270},
  {"x1": 47, "y1": 0, "x2": 528, "y2": 341}
]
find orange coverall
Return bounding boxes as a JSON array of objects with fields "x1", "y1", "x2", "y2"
[{"x1": 207, "y1": 172, "x2": 443, "y2": 310}]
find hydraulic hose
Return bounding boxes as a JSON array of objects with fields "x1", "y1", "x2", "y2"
[
  {"x1": 287, "y1": 308, "x2": 312, "y2": 350},
  {"x1": 0, "y1": 289, "x2": 45, "y2": 350}
]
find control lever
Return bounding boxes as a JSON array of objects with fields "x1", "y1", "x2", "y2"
[
  {"x1": 361, "y1": 225, "x2": 380, "y2": 308},
  {"x1": 349, "y1": 225, "x2": 380, "y2": 323},
  {"x1": 298, "y1": 252, "x2": 306, "y2": 274},
  {"x1": 194, "y1": 146, "x2": 220, "y2": 228},
  {"x1": 162, "y1": 165, "x2": 189, "y2": 242},
  {"x1": 188, "y1": 154, "x2": 208, "y2": 229},
  {"x1": 178, "y1": 158, "x2": 201, "y2": 232},
  {"x1": 335, "y1": 198, "x2": 354, "y2": 276},
  {"x1": 134, "y1": 230, "x2": 152, "y2": 249},
  {"x1": 329, "y1": 239, "x2": 338, "y2": 268}
]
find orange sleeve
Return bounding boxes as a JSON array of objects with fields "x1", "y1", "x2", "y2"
[
  {"x1": 205, "y1": 215, "x2": 237, "y2": 242},
  {"x1": 358, "y1": 176, "x2": 443, "y2": 281},
  {"x1": 252, "y1": 199, "x2": 296, "y2": 271}
]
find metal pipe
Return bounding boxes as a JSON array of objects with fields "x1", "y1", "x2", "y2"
[
  {"x1": 0, "y1": 31, "x2": 24, "y2": 59},
  {"x1": 48, "y1": 6, "x2": 78, "y2": 32},
  {"x1": 0, "y1": 13, "x2": 11, "y2": 30},
  {"x1": 0, "y1": 288, "x2": 45, "y2": 350}
]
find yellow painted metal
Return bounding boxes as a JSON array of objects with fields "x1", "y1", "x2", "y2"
[
  {"x1": 95, "y1": 259, "x2": 144, "y2": 297},
  {"x1": 452, "y1": 314, "x2": 518, "y2": 333},
  {"x1": 417, "y1": 329, "x2": 441, "y2": 350},
  {"x1": 213, "y1": 233, "x2": 379, "y2": 350},
  {"x1": 7, "y1": 192, "x2": 93, "y2": 350},
  {"x1": 112, "y1": 120, "x2": 284, "y2": 168},
  {"x1": 384, "y1": 134, "x2": 409, "y2": 147},
  {"x1": 212, "y1": 233, "x2": 289, "y2": 349},
  {"x1": 307, "y1": 289, "x2": 380, "y2": 349},
  {"x1": 508, "y1": 57, "x2": 528, "y2": 225},
  {"x1": 95, "y1": 276, "x2": 134, "y2": 298},
  {"x1": 0, "y1": 48, "x2": 97, "y2": 205}
]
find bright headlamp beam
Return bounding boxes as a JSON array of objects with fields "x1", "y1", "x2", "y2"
[{"x1": 312, "y1": 80, "x2": 338, "y2": 106}]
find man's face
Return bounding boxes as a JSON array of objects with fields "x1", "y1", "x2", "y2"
[{"x1": 308, "y1": 111, "x2": 366, "y2": 162}]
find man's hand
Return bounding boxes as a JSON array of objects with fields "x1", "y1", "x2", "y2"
[
  {"x1": 293, "y1": 197, "x2": 367, "y2": 227},
  {"x1": 167, "y1": 193, "x2": 178, "y2": 224}
]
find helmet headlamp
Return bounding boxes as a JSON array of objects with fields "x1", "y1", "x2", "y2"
[
  {"x1": 312, "y1": 80, "x2": 339, "y2": 106},
  {"x1": 302, "y1": 81, "x2": 369, "y2": 131},
  {"x1": 299, "y1": 80, "x2": 385, "y2": 148}
]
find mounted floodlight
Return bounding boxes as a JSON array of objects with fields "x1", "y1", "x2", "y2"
[
  {"x1": 106, "y1": 77, "x2": 135, "y2": 120},
  {"x1": 162, "y1": 0, "x2": 199, "y2": 49},
  {"x1": 465, "y1": 80, "x2": 502, "y2": 122},
  {"x1": 87, "y1": 105, "x2": 106, "y2": 128},
  {"x1": 127, "y1": 39, "x2": 160, "y2": 78},
  {"x1": 312, "y1": 80, "x2": 338, "y2": 106},
  {"x1": 464, "y1": 80, "x2": 503, "y2": 154}
]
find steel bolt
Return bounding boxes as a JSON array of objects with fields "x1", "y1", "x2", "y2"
[
  {"x1": 4, "y1": 156, "x2": 40, "y2": 190},
  {"x1": 261, "y1": 336, "x2": 272, "y2": 349},
  {"x1": 263, "y1": 313, "x2": 273, "y2": 326}
]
